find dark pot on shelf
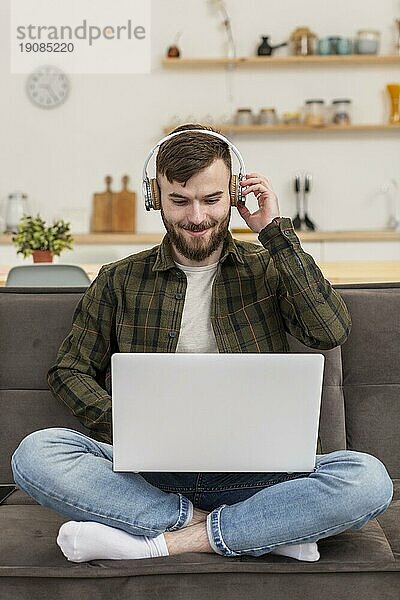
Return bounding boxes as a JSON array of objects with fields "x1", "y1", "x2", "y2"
[
  {"x1": 257, "y1": 36, "x2": 288, "y2": 56},
  {"x1": 167, "y1": 45, "x2": 180, "y2": 58}
]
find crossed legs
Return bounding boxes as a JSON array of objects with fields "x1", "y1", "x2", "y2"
[{"x1": 11, "y1": 427, "x2": 393, "y2": 561}]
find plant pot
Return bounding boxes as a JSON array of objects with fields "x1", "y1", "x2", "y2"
[{"x1": 32, "y1": 250, "x2": 54, "y2": 263}]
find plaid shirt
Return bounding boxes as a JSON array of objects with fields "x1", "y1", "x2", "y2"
[{"x1": 47, "y1": 217, "x2": 351, "y2": 457}]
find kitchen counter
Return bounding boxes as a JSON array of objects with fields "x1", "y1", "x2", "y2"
[{"x1": 1, "y1": 261, "x2": 399, "y2": 287}]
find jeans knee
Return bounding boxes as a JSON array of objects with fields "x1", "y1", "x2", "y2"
[
  {"x1": 11, "y1": 427, "x2": 76, "y2": 481},
  {"x1": 346, "y1": 450, "x2": 393, "y2": 513}
]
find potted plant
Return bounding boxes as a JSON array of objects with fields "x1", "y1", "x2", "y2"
[{"x1": 12, "y1": 214, "x2": 74, "y2": 263}]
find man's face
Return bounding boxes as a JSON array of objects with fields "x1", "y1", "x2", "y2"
[{"x1": 158, "y1": 158, "x2": 231, "y2": 262}]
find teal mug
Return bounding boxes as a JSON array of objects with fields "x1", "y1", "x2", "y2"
[
  {"x1": 336, "y1": 37, "x2": 353, "y2": 55},
  {"x1": 317, "y1": 37, "x2": 332, "y2": 55}
]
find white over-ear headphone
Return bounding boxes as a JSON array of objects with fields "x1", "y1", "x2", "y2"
[{"x1": 142, "y1": 129, "x2": 247, "y2": 211}]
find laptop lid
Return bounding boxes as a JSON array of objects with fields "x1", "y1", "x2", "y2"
[{"x1": 111, "y1": 353, "x2": 324, "y2": 473}]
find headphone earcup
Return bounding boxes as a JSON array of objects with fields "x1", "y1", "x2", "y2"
[
  {"x1": 150, "y1": 178, "x2": 161, "y2": 210},
  {"x1": 229, "y1": 175, "x2": 238, "y2": 206}
]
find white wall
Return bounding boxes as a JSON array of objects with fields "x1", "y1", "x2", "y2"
[{"x1": 1, "y1": 0, "x2": 400, "y2": 248}]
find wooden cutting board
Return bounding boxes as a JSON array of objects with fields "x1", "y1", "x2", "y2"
[
  {"x1": 91, "y1": 175, "x2": 113, "y2": 232},
  {"x1": 112, "y1": 175, "x2": 136, "y2": 232},
  {"x1": 91, "y1": 175, "x2": 136, "y2": 232}
]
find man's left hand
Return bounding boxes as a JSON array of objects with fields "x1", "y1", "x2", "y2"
[{"x1": 236, "y1": 173, "x2": 281, "y2": 233}]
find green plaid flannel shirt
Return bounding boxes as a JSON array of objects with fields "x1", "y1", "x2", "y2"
[{"x1": 47, "y1": 217, "x2": 351, "y2": 457}]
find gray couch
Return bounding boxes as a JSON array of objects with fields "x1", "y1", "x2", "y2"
[{"x1": 0, "y1": 284, "x2": 399, "y2": 600}]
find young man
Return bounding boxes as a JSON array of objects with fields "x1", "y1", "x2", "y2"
[{"x1": 11, "y1": 125, "x2": 393, "y2": 563}]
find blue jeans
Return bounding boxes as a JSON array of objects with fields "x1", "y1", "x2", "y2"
[{"x1": 11, "y1": 427, "x2": 393, "y2": 558}]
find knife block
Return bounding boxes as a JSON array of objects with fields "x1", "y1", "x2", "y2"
[{"x1": 91, "y1": 175, "x2": 136, "y2": 233}]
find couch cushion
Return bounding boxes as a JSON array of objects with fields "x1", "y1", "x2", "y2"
[
  {"x1": 0, "y1": 289, "x2": 89, "y2": 484},
  {"x1": 394, "y1": 478, "x2": 400, "y2": 500},
  {"x1": 0, "y1": 290, "x2": 83, "y2": 391},
  {"x1": 0, "y1": 499, "x2": 398, "y2": 600},
  {"x1": 0, "y1": 390, "x2": 87, "y2": 483},
  {"x1": 376, "y1": 479, "x2": 400, "y2": 560},
  {"x1": 3, "y1": 487, "x2": 37, "y2": 505},
  {"x1": 287, "y1": 335, "x2": 346, "y2": 454},
  {"x1": 338, "y1": 288, "x2": 400, "y2": 479},
  {"x1": 1, "y1": 491, "x2": 398, "y2": 569}
]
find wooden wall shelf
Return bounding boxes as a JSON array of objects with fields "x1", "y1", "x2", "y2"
[
  {"x1": 1, "y1": 230, "x2": 400, "y2": 245},
  {"x1": 162, "y1": 55, "x2": 400, "y2": 68},
  {"x1": 164, "y1": 124, "x2": 400, "y2": 134}
]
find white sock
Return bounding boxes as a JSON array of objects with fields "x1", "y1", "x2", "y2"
[
  {"x1": 56, "y1": 521, "x2": 319, "y2": 563},
  {"x1": 270, "y1": 541, "x2": 320, "y2": 562},
  {"x1": 57, "y1": 521, "x2": 169, "y2": 563}
]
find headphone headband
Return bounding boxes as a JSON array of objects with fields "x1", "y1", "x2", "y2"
[{"x1": 142, "y1": 129, "x2": 247, "y2": 211}]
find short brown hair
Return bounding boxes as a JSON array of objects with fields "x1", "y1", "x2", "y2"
[{"x1": 156, "y1": 123, "x2": 232, "y2": 185}]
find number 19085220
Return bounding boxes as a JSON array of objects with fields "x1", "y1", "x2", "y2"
[{"x1": 19, "y1": 42, "x2": 74, "y2": 53}]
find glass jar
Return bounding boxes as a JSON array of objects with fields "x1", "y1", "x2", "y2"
[
  {"x1": 303, "y1": 99, "x2": 326, "y2": 127},
  {"x1": 5, "y1": 192, "x2": 29, "y2": 232},
  {"x1": 234, "y1": 108, "x2": 254, "y2": 126},
  {"x1": 331, "y1": 99, "x2": 352, "y2": 125},
  {"x1": 355, "y1": 30, "x2": 380, "y2": 54},
  {"x1": 258, "y1": 108, "x2": 278, "y2": 125}
]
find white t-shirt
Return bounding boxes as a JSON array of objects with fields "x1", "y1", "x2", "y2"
[{"x1": 174, "y1": 260, "x2": 219, "y2": 353}]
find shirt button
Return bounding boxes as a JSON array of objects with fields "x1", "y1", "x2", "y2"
[
  {"x1": 175, "y1": 292, "x2": 183, "y2": 300},
  {"x1": 283, "y1": 231, "x2": 290, "y2": 237},
  {"x1": 175, "y1": 270, "x2": 182, "y2": 278},
  {"x1": 168, "y1": 331, "x2": 177, "y2": 338}
]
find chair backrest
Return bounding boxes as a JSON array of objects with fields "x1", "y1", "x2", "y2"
[{"x1": 6, "y1": 264, "x2": 91, "y2": 287}]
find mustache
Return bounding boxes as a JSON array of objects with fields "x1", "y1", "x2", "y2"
[{"x1": 180, "y1": 222, "x2": 216, "y2": 232}]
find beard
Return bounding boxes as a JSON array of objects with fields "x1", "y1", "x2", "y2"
[{"x1": 161, "y1": 206, "x2": 231, "y2": 262}]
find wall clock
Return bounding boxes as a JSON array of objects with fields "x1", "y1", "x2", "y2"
[{"x1": 26, "y1": 65, "x2": 70, "y2": 109}]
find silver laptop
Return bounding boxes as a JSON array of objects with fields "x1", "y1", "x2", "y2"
[{"x1": 111, "y1": 353, "x2": 324, "y2": 473}]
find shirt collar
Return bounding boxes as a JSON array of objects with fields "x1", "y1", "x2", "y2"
[{"x1": 152, "y1": 230, "x2": 244, "y2": 272}]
